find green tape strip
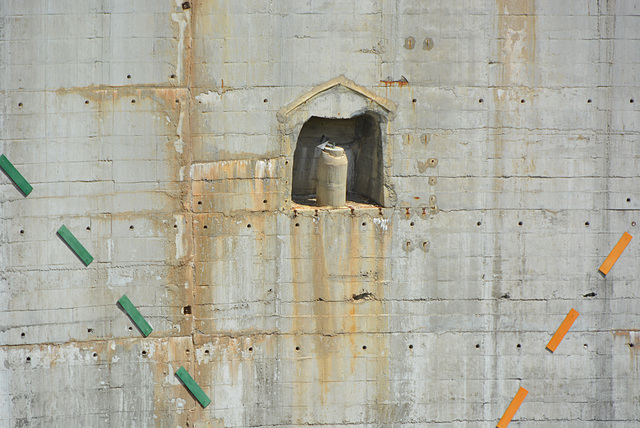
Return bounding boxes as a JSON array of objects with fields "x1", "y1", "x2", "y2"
[
  {"x1": 176, "y1": 366, "x2": 211, "y2": 408},
  {"x1": 117, "y1": 294, "x2": 153, "y2": 337},
  {"x1": 0, "y1": 154, "x2": 33, "y2": 196},
  {"x1": 57, "y1": 225, "x2": 94, "y2": 266}
]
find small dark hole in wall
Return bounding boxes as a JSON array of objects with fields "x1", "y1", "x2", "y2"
[
  {"x1": 175, "y1": 99, "x2": 180, "y2": 103},
  {"x1": 18, "y1": 102, "x2": 23, "y2": 107},
  {"x1": 632, "y1": 221, "x2": 637, "y2": 227},
  {"x1": 518, "y1": 221, "x2": 522, "y2": 226},
  {"x1": 126, "y1": 74, "x2": 131, "y2": 79},
  {"x1": 630, "y1": 99, "x2": 635, "y2": 103},
  {"x1": 520, "y1": 99, "x2": 525, "y2": 103},
  {"x1": 197, "y1": 201, "x2": 202, "y2": 205},
  {"x1": 86, "y1": 226, "x2": 91, "y2": 231},
  {"x1": 585, "y1": 221, "x2": 590, "y2": 226},
  {"x1": 183, "y1": 305, "x2": 192, "y2": 315},
  {"x1": 248, "y1": 347, "x2": 253, "y2": 351},
  {"x1": 21, "y1": 332, "x2": 25, "y2": 337},
  {"x1": 295, "y1": 223, "x2": 300, "y2": 227},
  {"x1": 263, "y1": 99, "x2": 268, "y2": 103},
  {"x1": 263, "y1": 199, "x2": 268, "y2": 204},
  {"x1": 247, "y1": 224, "x2": 252, "y2": 228},
  {"x1": 362, "y1": 345, "x2": 367, "y2": 350},
  {"x1": 409, "y1": 344, "x2": 413, "y2": 349},
  {"x1": 203, "y1": 225, "x2": 208, "y2": 229},
  {"x1": 630, "y1": 343, "x2": 635, "y2": 348},
  {"x1": 186, "y1": 349, "x2": 190, "y2": 354},
  {"x1": 20, "y1": 230, "x2": 24, "y2": 235},
  {"x1": 88, "y1": 328, "x2": 94, "y2": 333},
  {"x1": 410, "y1": 222, "x2": 415, "y2": 226},
  {"x1": 170, "y1": 74, "x2": 176, "y2": 79},
  {"x1": 205, "y1": 349, "x2": 209, "y2": 354},
  {"x1": 26, "y1": 357, "x2": 31, "y2": 362},
  {"x1": 477, "y1": 221, "x2": 482, "y2": 226},
  {"x1": 295, "y1": 346, "x2": 300, "y2": 351},
  {"x1": 174, "y1": 224, "x2": 178, "y2": 228},
  {"x1": 131, "y1": 99, "x2": 136, "y2": 104},
  {"x1": 479, "y1": 98, "x2": 484, "y2": 103},
  {"x1": 475, "y1": 344, "x2": 480, "y2": 348},
  {"x1": 128, "y1": 326, "x2": 133, "y2": 331},
  {"x1": 93, "y1": 353, "x2": 98, "y2": 357},
  {"x1": 362, "y1": 222, "x2": 366, "y2": 226},
  {"x1": 583, "y1": 344, "x2": 588, "y2": 349},
  {"x1": 182, "y1": 1, "x2": 191, "y2": 9},
  {"x1": 85, "y1": 100, "x2": 89, "y2": 105},
  {"x1": 142, "y1": 350, "x2": 147, "y2": 356},
  {"x1": 129, "y1": 225, "x2": 134, "y2": 230},
  {"x1": 627, "y1": 198, "x2": 631, "y2": 202},
  {"x1": 516, "y1": 344, "x2": 521, "y2": 348},
  {"x1": 412, "y1": 98, "x2": 417, "y2": 103},
  {"x1": 587, "y1": 99, "x2": 592, "y2": 103},
  {"x1": 583, "y1": 292, "x2": 597, "y2": 298}
]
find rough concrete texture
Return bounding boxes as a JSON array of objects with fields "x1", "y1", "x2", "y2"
[{"x1": 1, "y1": 0, "x2": 639, "y2": 426}]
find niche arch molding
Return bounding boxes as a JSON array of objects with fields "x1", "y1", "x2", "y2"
[{"x1": 277, "y1": 75, "x2": 397, "y2": 207}]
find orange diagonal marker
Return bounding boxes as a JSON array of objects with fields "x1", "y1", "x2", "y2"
[
  {"x1": 599, "y1": 232, "x2": 633, "y2": 275},
  {"x1": 497, "y1": 387, "x2": 528, "y2": 428},
  {"x1": 546, "y1": 308, "x2": 579, "y2": 353}
]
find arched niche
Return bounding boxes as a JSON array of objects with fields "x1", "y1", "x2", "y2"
[{"x1": 277, "y1": 76, "x2": 397, "y2": 207}]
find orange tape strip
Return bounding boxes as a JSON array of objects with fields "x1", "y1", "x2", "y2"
[
  {"x1": 599, "y1": 232, "x2": 633, "y2": 275},
  {"x1": 546, "y1": 308, "x2": 580, "y2": 353},
  {"x1": 497, "y1": 387, "x2": 528, "y2": 428}
]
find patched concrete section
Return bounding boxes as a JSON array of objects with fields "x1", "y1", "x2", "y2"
[{"x1": 1, "y1": 0, "x2": 640, "y2": 427}]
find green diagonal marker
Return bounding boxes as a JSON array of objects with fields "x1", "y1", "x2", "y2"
[
  {"x1": 0, "y1": 154, "x2": 33, "y2": 196},
  {"x1": 117, "y1": 294, "x2": 153, "y2": 337},
  {"x1": 176, "y1": 366, "x2": 211, "y2": 408},
  {"x1": 57, "y1": 225, "x2": 94, "y2": 266}
]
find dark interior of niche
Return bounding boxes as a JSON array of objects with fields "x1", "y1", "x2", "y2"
[{"x1": 291, "y1": 114, "x2": 383, "y2": 206}]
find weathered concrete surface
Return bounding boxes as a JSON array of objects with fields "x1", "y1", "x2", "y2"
[{"x1": 1, "y1": 0, "x2": 640, "y2": 426}]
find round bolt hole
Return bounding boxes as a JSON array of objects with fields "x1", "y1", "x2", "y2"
[
  {"x1": 518, "y1": 221, "x2": 522, "y2": 226},
  {"x1": 263, "y1": 199, "x2": 267, "y2": 203},
  {"x1": 186, "y1": 349, "x2": 190, "y2": 354},
  {"x1": 18, "y1": 102, "x2": 23, "y2": 107},
  {"x1": 19, "y1": 230, "x2": 24, "y2": 235},
  {"x1": 170, "y1": 74, "x2": 176, "y2": 79},
  {"x1": 630, "y1": 343, "x2": 635, "y2": 348},
  {"x1": 129, "y1": 225, "x2": 134, "y2": 230},
  {"x1": 21, "y1": 332, "x2": 25, "y2": 337},
  {"x1": 126, "y1": 74, "x2": 131, "y2": 79},
  {"x1": 203, "y1": 225, "x2": 208, "y2": 229},
  {"x1": 409, "y1": 344, "x2": 413, "y2": 349},
  {"x1": 205, "y1": 349, "x2": 210, "y2": 354},
  {"x1": 479, "y1": 98, "x2": 484, "y2": 103},
  {"x1": 174, "y1": 224, "x2": 178, "y2": 228},
  {"x1": 285, "y1": 160, "x2": 289, "y2": 165},
  {"x1": 477, "y1": 221, "x2": 482, "y2": 226},
  {"x1": 86, "y1": 226, "x2": 91, "y2": 231},
  {"x1": 128, "y1": 326, "x2": 133, "y2": 331},
  {"x1": 585, "y1": 221, "x2": 590, "y2": 226},
  {"x1": 516, "y1": 344, "x2": 521, "y2": 348},
  {"x1": 362, "y1": 222, "x2": 366, "y2": 226},
  {"x1": 632, "y1": 221, "x2": 637, "y2": 227},
  {"x1": 175, "y1": 99, "x2": 180, "y2": 103},
  {"x1": 197, "y1": 201, "x2": 202, "y2": 205},
  {"x1": 247, "y1": 224, "x2": 251, "y2": 228},
  {"x1": 475, "y1": 344, "x2": 480, "y2": 348},
  {"x1": 412, "y1": 98, "x2": 417, "y2": 103},
  {"x1": 584, "y1": 344, "x2": 588, "y2": 349},
  {"x1": 263, "y1": 99, "x2": 268, "y2": 103},
  {"x1": 295, "y1": 223, "x2": 300, "y2": 227},
  {"x1": 26, "y1": 357, "x2": 31, "y2": 362},
  {"x1": 520, "y1": 99, "x2": 525, "y2": 103},
  {"x1": 362, "y1": 345, "x2": 367, "y2": 350},
  {"x1": 88, "y1": 328, "x2": 94, "y2": 333},
  {"x1": 142, "y1": 350, "x2": 147, "y2": 356},
  {"x1": 248, "y1": 347, "x2": 253, "y2": 351},
  {"x1": 295, "y1": 346, "x2": 300, "y2": 351},
  {"x1": 131, "y1": 99, "x2": 136, "y2": 104},
  {"x1": 410, "y1": 222, "x2": 415, "y2": 226},
  {"x1": 630, "y1": 99, "x2": 635, "y2": 103},
  {"x1": 85, "y1": 100, "x2": 89, "y2": 105},
  {"x1": 626, "y1": 198, "x2": 631, "y2": 202},
  {"x1": 93, "y1": 353, "x2": 98, "y2": 358},
  {"x1": 587, "y1": 99, "x2": 592, "y2": 103}
]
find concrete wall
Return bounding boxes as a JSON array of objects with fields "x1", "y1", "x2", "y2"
[{"x1": 1, "y1": 0, "x2": 639, "y2": 426}]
